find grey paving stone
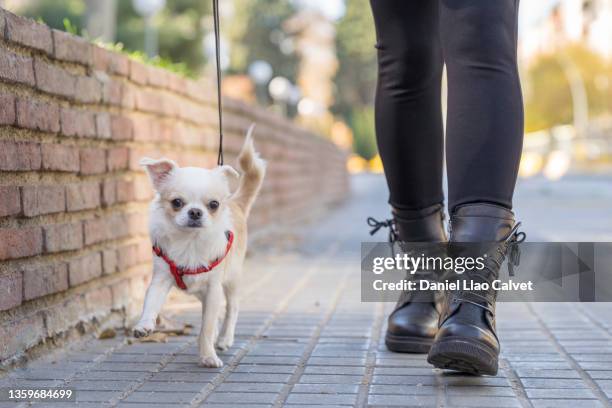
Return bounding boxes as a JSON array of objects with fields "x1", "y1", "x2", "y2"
[
  {"x1": 303, "y1": 365, "x2": 364, "y2": 375},
  {"x1": 446, "y1": 385, "x2": 515, "y2": 397},
  {"x1": 307, "y1": 357, "x2": 366, "y2": 366},
  {"x1": 69, "y1": 380, "x2": 130, "y2": 391},
  {"x1": 525, "y1": 388, "x2": 599, "y2": 399},
  {"x1": 369, "y1": 384, "x2": 437, "y2": 396},
  {"x1": 122, "y1": 391, "x2": 196, "y2": 404},
  {"x1": 372, "y1": 375, "x2": 437, "y2": 386},
  {"x1": 368, "y1": 394, "x2": 437, "y2": 406},
  {"x1": 291, "y1": 383, "x2": 360, "y2": 394},
  {"x1": 447, "y1": 396, "x2": 521, "y2": 407},
  {"x1": 148, "y1": 371, "x2": 217, "y2": 382},
  {"x1": 75, "y1": 390, "x2": 121, "y2": 402},
  {"x1": 241, "y1": 356, "x2": 301, "y2": 365},
  {"x1": 515, "y1": 368, "x2": 581, "y2": 379},
  {"x1": 216, "y1": 382, "x2": 285, "y2": 393},
  {"x1": 232, "y1": 364, "x2": 296, "y2": 374},
  {"x1": 205, "y1": 392, "x2": 278, "y2": 404},
  {"x1": 137, "y1": 381, "x2": 206, "y2": 392},
  {"x1": 530, "y1": 400, "x2": 605, "y2": 408},
  {"x1": 298, "y1": 374, "x2": 363, "y2": 384},
  {"x1": 224, "y1": 373, "x2": 291, "y2": 383},
  {"x1": 286, "y1": 392, "x2": 357, "y2": 405},
  {"x1": 520, "y1": 378, "x2": 591, "y2": 388}
]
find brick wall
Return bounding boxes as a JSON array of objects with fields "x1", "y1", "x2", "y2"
[{"x1": 0, "y1": 9, "x2": 349, "y2": 364}]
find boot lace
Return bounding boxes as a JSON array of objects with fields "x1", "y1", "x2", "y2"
[{"x1": 367, "y1": 217, "x2": 398, "y2": 242}]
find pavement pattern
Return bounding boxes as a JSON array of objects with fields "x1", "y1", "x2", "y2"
[{"x1": 2, "y1": 174, "x2": 612, "y2": 408}]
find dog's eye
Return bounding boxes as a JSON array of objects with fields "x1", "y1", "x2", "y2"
[
  {"x1": 171, "y1": 198, "x2": 184, "y2": 209},
  {"x1": 208, "y1": 200, "x2": 219, "y2": 211}
]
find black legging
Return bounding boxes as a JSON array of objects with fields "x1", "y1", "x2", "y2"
[{"x1": 370, "y1": 0, "x2": 523, "y2": 215}]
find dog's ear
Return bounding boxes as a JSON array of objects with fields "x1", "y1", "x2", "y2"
[
  {"x1": 217, "y1": 165, "x2": 239, "y2": 183},
  {"x1": 140, "y1": 157, "x2": 178, "y2": 190}
]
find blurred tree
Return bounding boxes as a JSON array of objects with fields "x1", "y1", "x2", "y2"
[
  {"x1": 226, "y1": 0, "x2": 298, "y2": 83},
  {"x1": 350, "y1": 107, "x2": 378, "y2": 160},
  {"x1": 333, "y1": 0, "x2": 377, "y2": 158},
  {"x1": 524, "y1": 45, "x2": 612, "y2": 133},
  {"x1": 21, "y1": 0, "x2": 210, "y2": 73}
]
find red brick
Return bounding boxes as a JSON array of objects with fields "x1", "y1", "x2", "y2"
[
  {"x1": 101, "y1": 178, "x2": 117, "y2": 207},
  {"x1": 79, "y1": 148, "x2": 106, "y2": 175},
  {"x1": 102, "y1": 248, "x2": 118, "y2": 275},
  {"x1": 85, "y1": 286, "x2": 113, "y2": 317},
  {"x1": 21, "y1": 185, "x2": 65, "y2": 217},
  {"x1": 0, "y1": 270, "x2": 22, "y2": 311},
  {"x1": 117, "y1": 243, "x2": 140, "y2": 271},
  {"x1": 68, "y1": 252, "x2": 102, "y2": 286},
  {"x1": 107, "y1": 147, "x2": 129, "y2": 171},
  {"x1": 0, "y1": 314, "x2": 46, "y2": 361},
  {"x1": 111, "y1": 115, "x2": 133, "y2": 140},
  {"x1": 44, "y1": 295, "x2": 85, "y2": 336},
  {"x1": 60, "y1": 107, "x2": 96, "y2": 138},
  {"x1": 108, "y1": 53, "x2": 129, "y2": 76},
  {"x1": 0, "y1": 49, "x2": 35, "y2": 86},
  {"x1": 66, "y1": 182, "x2": 100, "y2": 212},
  {"x1": 34, "y1": 57, "x2": 76, "y2": 98},
  {"x1": 101, "y1": 77, "x2": 122, "y2": 105},
  {"x1": 111, "y1": 280, "x2": 130, "y2": 310},
  {"x1": 52, "y1": 29, "x2": 93, "y2": 65},
  {"x1": 22, "y1": 263, "x2": 68, "y2": 301},
  {"x1": 0, "y1": 227, "x2": 43, "y2": 260},
  {"x1": 0, "y1": 186, "x2": 21, "y2": 217},
  {"x1": 43, "y1": 222, "x2": 83, "y2": 252},
  {"x1": 96, "y1": 112, "x2": 111, "y2": 139},
  {"x1": 74, "y1": 76, "x2": 101, "y2": 104},
  {"x1": 129, "y1": 60, "x2": 148, "y2": 85},
  {"x1": 83, "y1": 217, "x2": 109, "y2": 246},
  {"x1": 4, "y1": 11, "x2": 53, "y2": 54},
  {"x1": 116, "y1": 178, "x2": 136, "y2": 203},
  {"x1": 0, "y1": 141, "x2": 41, "y2": 171},
  {"x1": 0, "y1": 92, "x2": 16, "y2": 125},
  {"x1": 92, "y1": 46, "x2": 111, "y2": 72},
  {"x1": 121, "y1": 82, "x2": 137, "y2": 108},
  {"x1": 16, "y1": 98, "x2": 60, "y2": 133},
  {"x1": 41, "y1": 143, "x2": 79, "y2": 172}
]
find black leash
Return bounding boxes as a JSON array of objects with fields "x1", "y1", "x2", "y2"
[{"x1": 212, "y1": 0, "x2": 224, "y2": 166}]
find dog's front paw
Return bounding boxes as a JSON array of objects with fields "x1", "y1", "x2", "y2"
[
  {"x1": 132, "y1": 321, "x2": 155, "y2": 338},
  {"x1": 216, "y1": 337, "x2": 233, "y2": 351},
  {"x1": 199, "y1": 355, "x2": 224, "y2": 368}
]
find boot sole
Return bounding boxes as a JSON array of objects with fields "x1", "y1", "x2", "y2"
[
  {"x1": 385, "y1": 333, "x2": 434, "y2": 353},
  {"x1": 427, "y1": 337, "x2": 499, "y2": 375}
]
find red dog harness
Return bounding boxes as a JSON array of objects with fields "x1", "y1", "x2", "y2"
[{"x1": 152, "y1": 231, "x2": 234, "y2": 290}]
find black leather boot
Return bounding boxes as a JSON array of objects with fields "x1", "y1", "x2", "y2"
[
  {"x1": 427, "y1": 203, "x2": 525, "y2": 375},
  {"x1": 370, "y1": 204, "x2": 447, "y2": 353}
]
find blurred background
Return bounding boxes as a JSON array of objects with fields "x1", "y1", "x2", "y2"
[{"x1": 2, "y1": 0, "x2": 610, "y2": 179}]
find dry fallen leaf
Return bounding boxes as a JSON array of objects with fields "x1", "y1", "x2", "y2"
[
  {"x1": 138, "y1": 332, "x2": 168, "y2": 343},
  {"x1": 98, "y1": 328, "x2": 117, "y2": 339}
]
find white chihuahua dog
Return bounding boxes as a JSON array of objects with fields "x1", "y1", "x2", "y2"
[{"x1": 133, "y1": 125, "x2": 265, "y2": 368}]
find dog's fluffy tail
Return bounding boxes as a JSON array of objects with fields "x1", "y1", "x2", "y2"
[{"x1": 234, "y1": 124, "x2": 266, "y2": 216}]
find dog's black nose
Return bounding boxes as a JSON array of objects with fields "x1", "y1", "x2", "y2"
[{"x1": 188, "y1": 208, "x2": 203, "y2": 220}]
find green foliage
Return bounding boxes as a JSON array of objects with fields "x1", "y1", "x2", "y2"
[
  {"x1": 63, "y1": 17, "x2": 79, "y2": 35},
  {"x1": 524, "y1": 45, "x2": 612, "y2": 132},
  {"x1": 227, "y1": 0, "x2": 298, "y2": 82},
  {"x1": 350, "y1": 107, "x2": 378, "y2": 160},
  {"x1": 21, "y1": 0, "x2": 208, "y2": 75},
  {"x1": 333, "y1": 0, "x2": 378, "y2": 159},
  {"x1": 97, "y1": 41, "x2": 194, "y2": 77}
]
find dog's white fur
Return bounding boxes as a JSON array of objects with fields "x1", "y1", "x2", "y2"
[{"x1": 133, "y1": 125, "x2": 265, "y2": 368}]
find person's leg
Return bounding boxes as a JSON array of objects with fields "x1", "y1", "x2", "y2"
[
  {"x1": 370, "y1": 0, "x2": 445, "y2": 214},
  {"x1": 369, "y1": 0, "x2": 447, "y2": 353},
  {"x1": 428, "y1": 0, "x2": 524, "y2": 375},
  {"x1": 441, "y1": 0, "x2": 523, "y2": 212}
]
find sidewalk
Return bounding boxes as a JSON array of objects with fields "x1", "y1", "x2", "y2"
[{"x1": 2, "y1": 174, "x2": 612, "y2": 408}]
